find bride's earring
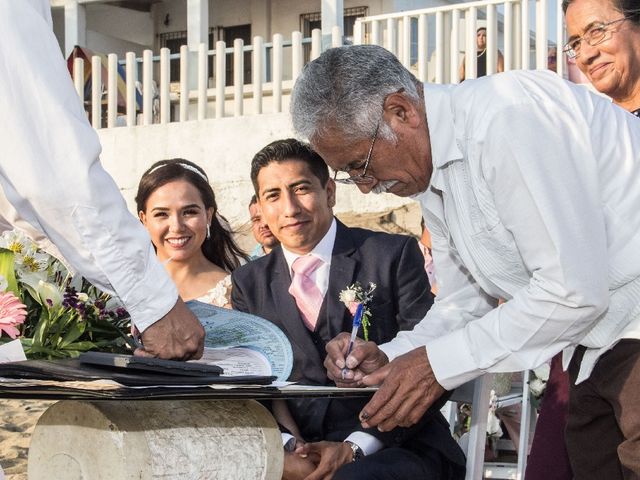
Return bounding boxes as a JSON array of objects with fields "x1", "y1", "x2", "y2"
[{"x1": 206, "y1": 224, "x2": 211, "y2": 239}]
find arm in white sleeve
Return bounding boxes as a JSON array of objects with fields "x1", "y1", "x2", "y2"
[
  {"x1": 426, "y1": 100, "x2": 609, "y2": 390},
  {"x1": 0, "y1": 0, "x2": 178, "y2": 331},
  {"x1": 379, "y1": 197, "x2": 497, "y2": 362}
]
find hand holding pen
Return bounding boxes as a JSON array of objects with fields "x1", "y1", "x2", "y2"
[{"x1": 341, "y1": 303, "x2": 364, "y2": 379}]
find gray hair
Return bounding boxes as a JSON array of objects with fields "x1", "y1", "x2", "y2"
[{"x1": 290, "y1": 45, "x2": 422, "y2": 143}]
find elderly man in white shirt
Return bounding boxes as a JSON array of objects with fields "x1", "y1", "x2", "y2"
[
  {"x1": 292, "y1": 44, "x2": 640, "y2": 477},
  {"x1": 0, "y1": 0, "x2": 204, "y2": 360}
]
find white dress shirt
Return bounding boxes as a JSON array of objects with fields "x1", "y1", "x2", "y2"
[
  {"x1": 282, "y1": 218, "x2": 383, "y2": 455},
  {"x1": 380, "y1": 70, "x2": 640, "y2": 389},
  {"x1": 0, "y1": 0, "x2": 177, "y2": 331}
]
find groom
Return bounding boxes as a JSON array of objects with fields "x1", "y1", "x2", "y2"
[{"x1": 231, "y1": 139, "x2": 465, "y2": 480}]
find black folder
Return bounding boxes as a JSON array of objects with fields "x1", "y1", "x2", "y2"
[
  {"x1": 0, "y1": 356, "x2": 275, "y2": 387},
  {"x1": 79, "y1": 351, "x2": 224, "y2": 377}
]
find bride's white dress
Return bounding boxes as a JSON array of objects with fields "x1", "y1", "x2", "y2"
[{"x1": 196, "y1": 275, "x2": 232, "y2": 308}]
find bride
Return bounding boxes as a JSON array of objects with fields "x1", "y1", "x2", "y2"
[{"x1": 136, "y1": 158, "x2": 248, "y2": 307}]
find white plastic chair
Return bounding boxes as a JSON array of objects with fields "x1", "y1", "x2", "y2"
[{"x1": 449, "y1": 372, "x2": 536, "y2": 480}]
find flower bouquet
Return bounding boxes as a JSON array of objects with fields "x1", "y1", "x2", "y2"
[{"x1": 0, "y1": 230, "x2": 132, "y2": 359}]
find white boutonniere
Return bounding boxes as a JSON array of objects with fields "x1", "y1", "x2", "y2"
[{"x1": 339, "y1": 281, "x2": 376, "y2": 341}]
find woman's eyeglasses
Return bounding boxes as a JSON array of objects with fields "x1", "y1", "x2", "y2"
[{"x1": 563, "y1": 17, "x2": 626, "y2": 59}]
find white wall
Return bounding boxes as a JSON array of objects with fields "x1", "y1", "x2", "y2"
[
  {"x1": 96, "y1": 112, "x2": 412, "y2": 227},
  {"x1": 86, "y1": 4, "x2": 154, "y2": 47},
  {"x1": 153, "y1": 0, "x2": 188, "y2": 39}
]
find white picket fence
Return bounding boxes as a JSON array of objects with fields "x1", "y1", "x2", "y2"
[
  {"x1": 353, "y1": 0, "x2": 565, "y2": 83},
  {"x1": 72, "y1": 0, "x2": 565, "y2": 129}
]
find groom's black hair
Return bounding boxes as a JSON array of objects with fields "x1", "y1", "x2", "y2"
[{"x1": 250, "y1": 138, "x2": 330, "y2": 194}]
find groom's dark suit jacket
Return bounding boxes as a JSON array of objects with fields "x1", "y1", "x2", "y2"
[{"x1": 231, "y1": 220, "x2": 465, "y2": 476}]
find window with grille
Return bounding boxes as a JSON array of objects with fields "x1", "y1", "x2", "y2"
[
  {"x1": 300, "y1": 6, "x2": 368, "y2": 61},
  {"x1": 159, "y1": 25, "x2": 251, "y2": 87}
]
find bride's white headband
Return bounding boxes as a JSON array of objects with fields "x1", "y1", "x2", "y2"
[{"x1": 148, "y1": 162, "x2": 208, "y2": 182}]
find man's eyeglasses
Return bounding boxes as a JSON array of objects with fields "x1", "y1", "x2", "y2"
[
  {"x1": 563, "y1": 17, "x2": 626, "y2": 59},
  {"x1": 333, "y1": 122, "x2": 379, "y2": 185}
]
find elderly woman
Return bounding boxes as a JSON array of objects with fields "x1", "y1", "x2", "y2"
[
  {"x1": 525, "y1": 2, "x2": 640, "y2": 479},
  {"x1": 564, "y1": 0, "x2": 640, "y2": 115}
]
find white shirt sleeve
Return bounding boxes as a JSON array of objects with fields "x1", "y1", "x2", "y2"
[
  {"x1": 0, "y1": 0, "x2": 178, "y2": 331},
  {"x1": 344, "y1": 432, "x2": 384, "y2": 456},
  {"x1": 379, "y1": 199, "x2": 497, "y2": 364}
]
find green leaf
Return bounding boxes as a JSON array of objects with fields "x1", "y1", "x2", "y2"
[
  {"x1": 59, "y1": 322, "x2": 86, "y2": 348},
  {"x1": 0, "y1": 248, "x2": 19, "y2": 296},
  {"x1": 32, "y1": 312, "x2": 51, "y2": 347},
  {"x1": 62, "y1": 341, "x2": 97, "y2": 351}
]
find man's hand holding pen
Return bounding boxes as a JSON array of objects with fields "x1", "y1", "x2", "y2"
[{"x1": 324, "y1": 333, "x2": 389, "y2": 387}]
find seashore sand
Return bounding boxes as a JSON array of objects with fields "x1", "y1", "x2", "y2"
[
  {"x1": 0, "y1": 399, "x2": 53, "y2": 479},
  {"x1": 0, "y1": 204, "x2": 422, "y2": 478}
]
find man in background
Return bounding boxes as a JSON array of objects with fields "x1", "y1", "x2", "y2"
[{"x1": 248, "y1": 195, "x2": 279, "y2": 259}]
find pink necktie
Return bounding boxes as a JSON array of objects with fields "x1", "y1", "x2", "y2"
[{"x1": 288, "y1": 255, "x2": 324, "y2": 330}]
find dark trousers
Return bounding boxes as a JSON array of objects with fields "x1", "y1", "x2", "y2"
[
  {"x1": 333, "y1": 447, "x2": 447, "y2": 480},
  {"x1": 525, "y1": 353, "x2": 573, "y2": 480},
  {"x1": 567, "y1": 339, "x2": 640, "y2": 480}
]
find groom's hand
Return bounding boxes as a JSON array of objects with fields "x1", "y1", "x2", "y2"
[
  {"x1": 135, "y1": 298, "x2": 205, "y2": 360},
  {"x1": 324, "y1": 332, "x2": 389, "y2": 387}
]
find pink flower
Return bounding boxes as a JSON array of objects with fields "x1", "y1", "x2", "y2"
[
  {"x1": 348, "y1": 301, "x2": 359, "y2": 316},
  {"x1": 0, "y1": 291, "x2": 27, "y2": 339}
]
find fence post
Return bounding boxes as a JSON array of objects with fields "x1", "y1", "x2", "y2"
[
  {"x1": 486, "y1": 4, "x2": 497, "y2": 75},
  {"x1": 386, "y1": 18, "x2": 397, "y2": 55},
  {"x1": 435, "y1": 11, "x2": 445, "y2": 83},
  {"x1": 180, "y1": 45, "x2": 189, "y2": 122},
  {"x1": 536, "y1": 0, "x2": 548, "y2": 69},
  {"x1": 291, "y1": 31, "x2": 303, "y2": 83},
  {"x1": 451, "y1": 9, "x2": 460, "y2": 83},
  {"x1": 371, "y1": 20, "x2": 381, "y2": 46},
  {"x1": 233, "y1": 38, "x2": 244, "y2": 117},
  {"x1": 311, "y1": 29, "x2": 322, "y2": 61},
  {"x1": 215, "y1": 40, "x2": 226, "y2": 118},
  {"x1": 160, "y1": 47, "x2": 170, "y2": 124},
  {"x1": 198, "y1": 42, "x2": 207, "y2": 121},
  {"x1": 252, "y1": 35, "x2": 264, "y2": 115},
  {"x1": 331, "y1": 26, "x2": 342, "y2": 47},
  {"x1": 272, "y1": 34, "x2": 283, "y2": 113},
  {"x1": 521, "y1": 0, "x2": 530, "y2": 69},
  {"x1": 353, "y1": 20, "x2": 363, "y2": 45},
  {"x1": 126, "y1": 51, "x2": 137, "y2": 127},
  {"x1": 143, "y1": 49, "x2": 153, "y2": 125},
  {"x1": 556, "y1": 0, "x2": 565, "y2": 77},
  {"x1": 418, "y1": 14, "x2": 428, "y2": 83},
  {"x1": 91, "y1": 56, "x2": 102, "y2": 129},
  {"x1": 504, "y1": 1, "x2": 513, "y2": 71},
  {"x1": 73, "y1": 58, "x2": 84, "y2": 101},
  {"x1": 107, "y1": 53, "x2": 117, "y2": 128},
  {"x1": 401, "y1": 16, "x2": 411, "y2": 68},
  {"x1": 465, "y1": 7, "x2": 478, "y2": 79}
]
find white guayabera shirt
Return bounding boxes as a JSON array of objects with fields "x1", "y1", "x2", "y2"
[
  {"x1": 380, "y1": 71, "x2": 640, "y2": 389},
  {"x1": 0, "y1": 0, "x2": 178, "y2": 331}
]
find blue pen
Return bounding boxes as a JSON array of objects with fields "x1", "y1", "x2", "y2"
[{"x1": 341, "y1": 303, "x2": 364, "y2": 378}]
